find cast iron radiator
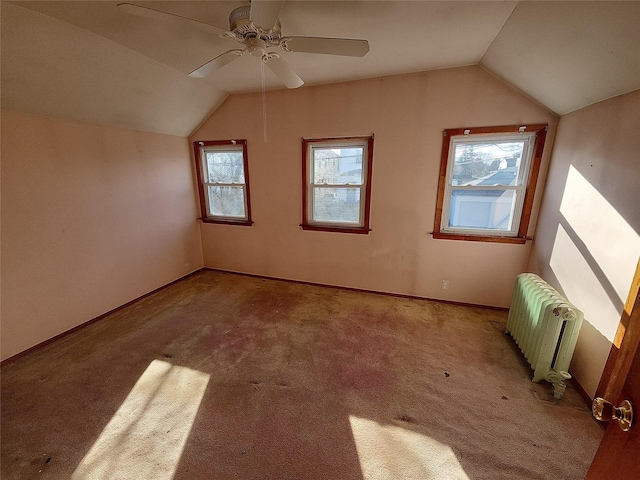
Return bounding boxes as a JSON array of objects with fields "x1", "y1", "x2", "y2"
[{"x1": 505, "y1": 273, "x2": 584, "y2": 399}]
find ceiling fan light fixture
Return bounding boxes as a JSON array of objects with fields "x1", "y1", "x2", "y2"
[{"x1": 247, "y1": 38, "x2": 268, "y2": 57}]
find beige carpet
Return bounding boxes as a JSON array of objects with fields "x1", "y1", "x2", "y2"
[{"x1": 1, "y1": 270, "x2": 603, "y2": 479}]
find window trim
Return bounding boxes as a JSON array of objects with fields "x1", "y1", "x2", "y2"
[
  {"x1": 301, "y1": 135, "x2": 374, "y2": 234},
  {"x1": 433, "y1": 124, "x2": 547, "y2": 244},
  {"x1": 193, "y1": 139, "x2": 253, "y2": 226}
]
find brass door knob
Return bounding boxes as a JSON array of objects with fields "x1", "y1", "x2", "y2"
[{"x1": 592, "y1": 397, "x2": 633, "y2": 432}]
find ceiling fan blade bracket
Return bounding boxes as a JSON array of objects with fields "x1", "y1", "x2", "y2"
[
  {"x1": 262, "y1": 52, "x2": 280, "y2": 63},
  {"x1": 254, "y1": 26, "x2": 278, "y2": 42},
  {"x1": 279, "y1": 37, "x2": 292, "y2": 53}
]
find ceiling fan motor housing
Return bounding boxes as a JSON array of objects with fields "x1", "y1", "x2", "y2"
[{"x1": 229, "y1": 4, "x2": 281, "y2": 44}]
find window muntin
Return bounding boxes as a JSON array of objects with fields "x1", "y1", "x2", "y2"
[
  {"x1": 302, "y1": 136, "x2": 374, "y2": 233},
  {"x1": 194, "y1": 140, "x2": 252, "y2": 225},
  {"x1": 434, "y1": 125, "x2": 547, "y2": 243}
]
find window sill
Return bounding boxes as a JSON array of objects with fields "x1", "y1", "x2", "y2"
[
  {"x1": 431, "y1": 232, "x2": 530, "y2": 244},
  {"x1": 200, "y1": 218, "x2": 254, "y2": 226},
  {"x1": 301, "y1": 224, "x2": 371, "y2": 234}
]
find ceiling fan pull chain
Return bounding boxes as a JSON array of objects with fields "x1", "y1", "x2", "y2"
[{"x1": 261, "y1": 57, "x2": 268, "y2": 143}]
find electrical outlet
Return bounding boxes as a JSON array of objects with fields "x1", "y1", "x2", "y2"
[
  {"x1": 441, "y1": 280, "x2": 449, "y2": 290},
  {"x1": 185, "y1": 262, "x2": 191, "y2": 272}
]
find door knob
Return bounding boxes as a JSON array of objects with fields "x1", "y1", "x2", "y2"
[{"x1": 592, "y1": 397, "x2": 633, "y2": 432}]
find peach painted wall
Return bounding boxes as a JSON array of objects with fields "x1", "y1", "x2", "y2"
[
  {"x1": 1, "y1": 111, "x2": 204, "y2": 361},
  {"x1": 191, "y1": 66, "x2": 557, "y2": 307},
  {"x1": 528, "y1": 89, "x2": 640, "y2": 398}
]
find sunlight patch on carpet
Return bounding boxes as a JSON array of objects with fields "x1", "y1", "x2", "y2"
[
  {"x1": 72, "y1": 360, "x2": 210, "y2": 480},
  {"x1": 349, "y1": 415, "x2": 470, "y2": 480}
]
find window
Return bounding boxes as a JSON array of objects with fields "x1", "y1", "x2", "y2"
[
  {"x1": 301, "y1": 136, "x2": 374, "y2": 234},
  {"x1": 433, "y1": 124, "x2": 547, "y2": 243},
  {"x1": 193, "y1": 140, "x2": 252, "y2": 225}
]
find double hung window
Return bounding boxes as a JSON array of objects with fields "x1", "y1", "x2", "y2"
[
  {"x1": 301, "y1": 136, "x2": 374, "y2": 234},
  {"x1": 433, "y1": 125, "x2": 547, "y2": 243},
  {"x1": 194, "y1": 140, "x2": 252, "y2": 225}
]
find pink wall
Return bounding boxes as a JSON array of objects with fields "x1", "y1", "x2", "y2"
[
  {"x1": 528, "y1": 89, "x2": 640, "y2": 398},
  {"x1": 191, "y1": 66, "x2": 557, "y2": 307},
  {"x1": 1, "y1": 112, "x2": 204, "y2": 361},
  {"x1": 4, "y1": 71, "x2": 633, "y2": 398}
]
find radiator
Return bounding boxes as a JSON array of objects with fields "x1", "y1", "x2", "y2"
[{"x1": 505, "y1": 273, "x2": 584, "y2": 399}]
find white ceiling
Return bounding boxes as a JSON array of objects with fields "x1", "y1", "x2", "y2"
[{"x1": 2, "y1": 1, "x2": 639, "y2": 136}]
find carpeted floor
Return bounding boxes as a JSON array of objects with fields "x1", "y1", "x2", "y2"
[{"x1": 1, "y1": 270, "x2": 603, "y2": 479}]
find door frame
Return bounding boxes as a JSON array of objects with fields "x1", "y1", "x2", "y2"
[
  {"x1": 595, "y1": 258, "x2": 640, "y2": 402},
  {"x1": 586, "y1": 258, "x2": 640, "y2": 476}
]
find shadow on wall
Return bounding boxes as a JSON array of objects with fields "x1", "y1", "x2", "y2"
[{"x1": 548, "y1": 164, "x2": 639, "y2": 343}]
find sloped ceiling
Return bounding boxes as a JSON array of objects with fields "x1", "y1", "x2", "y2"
[
  {"x1": 481, "y1": 1, "x2": 640, "y2": 115},
  {"x1": 2, "y1": 1, "x2": 639, "y2": 137}
]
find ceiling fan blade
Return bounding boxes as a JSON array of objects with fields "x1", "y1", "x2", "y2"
[
  {"x1": 264, "y1": 55, "x2": 303, "y2": 89},
  {"x1": 189, "y1": 50, "x2": 244, "y2": 78},
  {"x1": 250, "y1": 0, "x2": 285, "y2": 31},
  {"x1": 117, "y1": 3, "x2": 227, "y2": 35},
  {"x1": 281, "y1": 37, "x2": 369, "y2": 57}
]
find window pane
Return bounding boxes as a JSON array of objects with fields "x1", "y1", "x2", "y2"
[
  {"x1": 452, "y1": 141, "x2": 524, "y2": 187},
  {"x1": 313, "y1": 147, "x2": 363, "y2": 184},
  {"x1": 206, "y1": 151, "x2": 245, "y2": 183},
  {"x1": 313, "y1": 187, "x2": 361, "y2": 223},
  {"x1": 449, "y1": 189, "x2": 516, "y2": 230},
  {"x1": 207, "y1": 186, "x2": 246, "y2": 217}
]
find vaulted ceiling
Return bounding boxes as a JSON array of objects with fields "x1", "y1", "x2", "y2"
[{"x1": 2, "y1": 1, "x2": 639, "y2": 136}]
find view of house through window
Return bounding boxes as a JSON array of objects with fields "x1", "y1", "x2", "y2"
[
  {"x1": 193, "y1": 140, "x2": 252, "y2": 225},
  {"x1": 434, "y1": 125, "x2": 547, "y2": 243},
  {"x1": 302, "y1": 136, "x2": 374, "y2": 233},
  {"x1": 449, "y1": 138, "x2": 527, "y2": 231},
  {"x1": 312, "y1": 146, "x2": 363, "y2": 223},
  {"x1": 205, "y1": 149, "x2": 245, "y2": 217}
]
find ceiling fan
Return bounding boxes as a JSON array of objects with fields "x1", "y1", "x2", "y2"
[{"x1": 117, "y1": 1, "x2": 370, "y2": 89}]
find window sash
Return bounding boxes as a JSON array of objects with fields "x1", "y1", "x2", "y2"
[
  {"x1": 310, "y1": 144, "x2": 365, "y2": 187},
  {"x1": 309, "y1": 185, "x2": 365, "y2": 226},
  {"x1": 444, "y1": 189, "x2": 522, "y2": 236},
  {"x1": 204, "y1": 184, "x2": 248, "y2": 219},
  {"x1": 306, "y1": 140, "x2": 369, "y2": 227},
  {"x1": 193, "y1": 140, "x2": 252, "y2": 225},
  {"x1": 440, "y1": 132, "x2": 535, "y2": 237},
  {"x1": 200, "y1": 146, "x2": 249, "y2": 221}
]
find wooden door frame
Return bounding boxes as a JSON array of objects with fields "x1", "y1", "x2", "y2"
[
  {"x1": 586, "y1": 257, "x2": 640, "y2": 478},
  {"x1": 595, "y1": 257, "x2": 640, "y2": 403}
]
